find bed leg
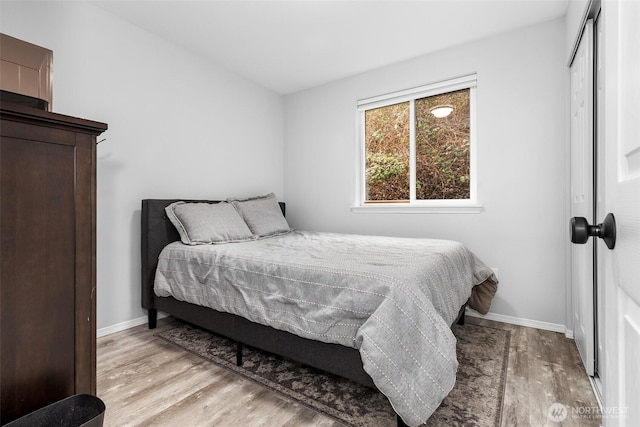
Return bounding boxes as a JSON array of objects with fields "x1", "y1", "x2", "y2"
[
  {"x1": 457, "y1": 310, "x2": 465, "y2": 325},
  {"x1": 236, "y1": 342, "x2": 243, "y2": 366},
  {"x1": 148, "y1": 308, "x2": 157, "y2": 329},
  {"x1": 396, "y1": 414, "x2": 409, "y2": 427}
]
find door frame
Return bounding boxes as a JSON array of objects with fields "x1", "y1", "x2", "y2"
[{"x1": 593, "y1": 7, "x2": 604, "y2": 400}]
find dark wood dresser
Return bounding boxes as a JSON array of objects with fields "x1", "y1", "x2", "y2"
[{"x1": 0, "y1": 101, "x2": 107, "y2": 424}]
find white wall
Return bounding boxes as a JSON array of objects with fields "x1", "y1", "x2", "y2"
[
  {"x1": 1, "y1": 2, "x2": 571, "y2": 331},
  {"x1": 0, "y1": 1, "x2": 284, "y2": 331},
  {"x1": 284, "y1": 18, "x2": 568, "y2": 328}
]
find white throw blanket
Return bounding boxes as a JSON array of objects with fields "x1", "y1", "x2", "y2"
[{"x1": 155, "y1": 230, "x2": 496, "y2": 426}]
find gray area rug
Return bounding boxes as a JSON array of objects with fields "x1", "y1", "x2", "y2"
[{"x1": 158, "y1": 321, "x2": 510, "y2": 426}]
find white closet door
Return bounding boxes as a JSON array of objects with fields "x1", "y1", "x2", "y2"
[{"x1": 570, "y1": 20, "x2": 595, "y2": 376}]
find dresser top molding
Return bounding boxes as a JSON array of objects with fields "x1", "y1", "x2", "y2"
[{"x1": 1, "y1": 101, "x2": 107, "y2": 135}]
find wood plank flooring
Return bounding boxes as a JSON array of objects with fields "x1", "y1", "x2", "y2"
[{"x1": 97, "y1": 317, "x2": 601, "y2": 426}]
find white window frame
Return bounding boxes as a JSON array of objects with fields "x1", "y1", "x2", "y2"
[{"x1": 352, "y1": 74, "x2": 482, "y2": 214}]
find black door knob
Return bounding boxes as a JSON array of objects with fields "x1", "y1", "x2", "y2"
[{"x1": 570, "y1": 213, "x2": 616, "y2": 250}]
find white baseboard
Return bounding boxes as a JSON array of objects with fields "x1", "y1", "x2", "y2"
[
  {"x1": 97, "y1": 312, "x2": 167, "y2": 338},
  {"x1": 466, "y1": 308, "x2": 573, "y2": 338},
  {"x1": 98, "y1": 309, "x2": 572, "y2": 339}
]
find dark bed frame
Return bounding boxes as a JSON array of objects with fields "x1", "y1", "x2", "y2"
[{"x1": 141, "y1": 199, "x2": 465, "y2": 427}]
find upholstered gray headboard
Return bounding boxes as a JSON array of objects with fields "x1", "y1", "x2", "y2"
[{"x1": 140, "y1": 199, "x2": 285, "y2": 311}]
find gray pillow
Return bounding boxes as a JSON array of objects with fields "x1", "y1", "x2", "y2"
[
  {"x1": 165, "y1": 201, "x2": 254, "y2": 245},
  {"x1": 229, "y1": 193, "x2": 290, "y2": 238}
]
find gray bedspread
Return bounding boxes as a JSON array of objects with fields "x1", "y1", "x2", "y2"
[{"x1": 154, "y1": 230, "x2": 496, "y2": 426}]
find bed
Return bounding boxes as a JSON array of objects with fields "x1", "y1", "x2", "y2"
[{"x1": 141, "y1": 196, "x2": 497, "y2": 427}]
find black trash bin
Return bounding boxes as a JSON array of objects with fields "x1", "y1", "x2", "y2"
[{"x1": 4, "y1": 394, "x2": 105, "y2": 427}]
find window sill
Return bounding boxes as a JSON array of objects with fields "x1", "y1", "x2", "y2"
[{"x1": 350, "y1": 204, "x2": 483, "y2": 214}]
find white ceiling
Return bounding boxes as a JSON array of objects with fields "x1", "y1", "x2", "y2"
[{"x1": 92, "y1": 0, "x2": 569, "y2": 94}]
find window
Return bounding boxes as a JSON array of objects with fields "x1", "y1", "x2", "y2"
[{"x1": 354, "y1": 74, "x2": 480, "y2": 213}]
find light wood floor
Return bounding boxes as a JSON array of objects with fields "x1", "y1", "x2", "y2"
[{"x1": 97, "y1": 317, "x2": 601, "y2": 426}]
